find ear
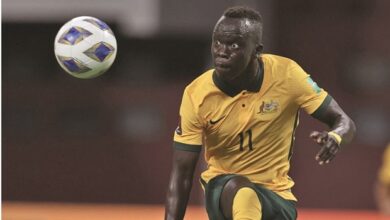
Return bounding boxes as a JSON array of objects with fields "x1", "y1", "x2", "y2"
[{"x1": 255, "y1": 44, "x2": 263, "y2": 56}]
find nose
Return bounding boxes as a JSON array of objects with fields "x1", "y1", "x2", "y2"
[{"x1": 215, "y1": 44, "x2": 229, "y2": 59}]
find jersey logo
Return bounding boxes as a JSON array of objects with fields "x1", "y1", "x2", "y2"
[
  {"x1": 258, "y1": 100, "x2": 279, "y2": 114},
  {"x1": 175, "y1": 116, "x2": 182, "y2": 135},
  {"x1": 209, "y1": 115, "x2": 226, "y2": 125},
  {"x1": 307, "y1": 77, "x2": 321, "y2": 94}
]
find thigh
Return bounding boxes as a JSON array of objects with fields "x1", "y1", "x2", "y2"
[
  {"x1": 253, "y1": 185, "x2": 297, "y2": 220},
  {"x1": 201, "y1": 174, "x2": 297, "y2": 220},
  {"x1": 201, "y1": 174, "x2": 237, "y2": 220}
]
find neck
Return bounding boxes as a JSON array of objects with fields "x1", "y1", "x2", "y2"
[{"x1": 225, "y1": 58, "x2": 259, "y2": 91}]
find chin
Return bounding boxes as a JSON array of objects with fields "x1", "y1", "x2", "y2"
[{"x1": 216, "y1": 70, "x2": 238, "y2": 82}]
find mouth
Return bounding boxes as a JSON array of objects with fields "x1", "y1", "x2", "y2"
[
  {"x1": 215, "y1": 64, "x2": 231, "y2": 72},
  {"x1": 214, "y1": 58, "x2": 231, "y2": 69}
]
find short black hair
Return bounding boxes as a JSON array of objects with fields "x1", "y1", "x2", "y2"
[
  {"x1": 223, "y1": 6, "x2": 262, "y2": 23},
  {"x1": 221, "y1": 6, "x2": 263, "y2": 44}
]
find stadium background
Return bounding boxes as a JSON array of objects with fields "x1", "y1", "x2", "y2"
[{"x1": 3, "y1": 0, "x2": 390, "y2": 218}]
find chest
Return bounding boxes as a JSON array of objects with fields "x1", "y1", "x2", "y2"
[{"x1": 201, "y1": 91, "x2": 296, "y2": 142}]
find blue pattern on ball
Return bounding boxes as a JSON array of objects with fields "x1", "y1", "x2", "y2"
[
  {"x1": 83, "y1": 18, "x2": 114, "y2": 35},
  {"x1": 94, "y1": 19, "x2": 110, "y2": 30},
  {"x1": 63, "y1": 58, "x2": 81, "y2": 72},
  {"x1": 83, "y1": 42, "x2": 115, "y2": 62},
  {"x1": 58, "y1": 26, "x2": 92, "y2": 45},
  {"x1": 57, "y1": 56, "x2": 91, "y2": 73},
  {"x1": 63, "y1": 27, "x2": 82, "y2": 45},
  {"x1": 94, "y1": 43, "x2": 112, "y2": 62}
]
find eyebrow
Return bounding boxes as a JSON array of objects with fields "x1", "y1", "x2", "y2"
[
  {"x1": 213, "y1": 28, "x2": 250, "y2": 34},
  {"x1": 213, "y1": 31, "x2": 246, "y2": 40}
]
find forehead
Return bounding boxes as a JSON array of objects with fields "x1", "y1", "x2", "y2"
[{"x1": 213, "y1": 17, "x2": 254, "y2": 36}]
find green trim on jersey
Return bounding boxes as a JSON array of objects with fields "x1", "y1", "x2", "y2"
[
  {"x1": 310, "y1": 94, "x2": 332, "y2": 118},
  {"x1": 174, "y1": 54, "x2": 329, "y2": 202},
  {"x1": 173, "y1": 141, "x2": 202, "y2": 152}
]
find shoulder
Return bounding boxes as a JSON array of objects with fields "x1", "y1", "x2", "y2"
[
  {"x1": 261, "y1": 54, "x2": 300, "y2": 70},
  {"x1": 182, "y1": 69, "x2": 215, "y2": 105},
  {"x1": 261, "y1": 54, "x2": 306, "y2": 79}
]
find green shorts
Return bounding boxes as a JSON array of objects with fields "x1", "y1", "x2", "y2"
[{"x1": 201, "y1": 174, "x2": 297, "y2": 220}]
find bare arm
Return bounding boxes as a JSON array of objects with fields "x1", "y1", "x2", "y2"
[
  {"x1": 375, "y1": 181, "x2": 390, "y2": 215},
  {"x1": 310, "y1": 98, "x2": 356, "y2": 164},
  {"x1": 165, "y1": 148, "x2": 200, "y2": 220}
]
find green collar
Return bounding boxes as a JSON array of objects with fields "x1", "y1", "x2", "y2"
[{"x1": 212, "y1": 60, "x2": 264, "y2": 97}]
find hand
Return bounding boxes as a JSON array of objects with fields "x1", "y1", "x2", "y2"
[{"x1": 310, "y1": 131, "x2": 340, "y2": 165}]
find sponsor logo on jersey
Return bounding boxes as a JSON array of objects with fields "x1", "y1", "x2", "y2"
[
  {"x1": 175, "y1": 116, "x2": 182, "y2": 135},
  {"x1": 209, "y1": 115, "x2": 226, "y2": 125},
  {"x1": 307, "y1": 77, "x2": 321, "y2": 93}
]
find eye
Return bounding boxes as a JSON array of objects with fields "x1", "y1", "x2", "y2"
[
  {"x1": 215, "y1": 40, "x2": 221, "y2": 46},
  {"x1": 231, "y1": 43, "x2": 239, "y2": 49}
]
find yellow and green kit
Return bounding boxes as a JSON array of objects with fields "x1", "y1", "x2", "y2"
[{"x1": 174, "y1": 54, "x2": 331, "y2": 201}]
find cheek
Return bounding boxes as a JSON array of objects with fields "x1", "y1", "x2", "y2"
[
  {"x1": 243, "y1": 48, "x2": 256, "y2": 63},
  {"x1": 211, "y1": 45, "x2": 220, "y2": 59},
  {"x1": 231, "y1": 51, "x2": 244, "y2": 59},
  {"x1": 232, "y1": 51, "x2": 251, "y2": 66}
]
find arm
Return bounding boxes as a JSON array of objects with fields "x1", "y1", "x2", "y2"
[
  {"x1": 375, "y1": 181, "x2": 390, "y2": 215},
  {"x1": 165, "y1": 148, "x2": 200, "y2": 220},
  {"x1": 310, "y1": 98, "x2": 356, "y2": 165}
]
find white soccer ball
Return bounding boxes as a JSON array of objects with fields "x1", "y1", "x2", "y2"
[{"x1": 54, "y1": 16, "x2": 117, "y2": 79}]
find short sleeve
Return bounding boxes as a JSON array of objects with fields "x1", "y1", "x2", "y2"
[
  {"x1": 173, "y1": 87, "x2": 203, "y2": 152},
  {"x1": 289, "y1": 61, "x2": 330, "y2": 115}
]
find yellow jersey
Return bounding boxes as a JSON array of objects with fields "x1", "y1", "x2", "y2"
[
  {"x1": 173, "y1": 54, "x2": 330, "y2": 201},
  {"x1": 379, "y1": 144, "x2": 390, "y2": 185}
]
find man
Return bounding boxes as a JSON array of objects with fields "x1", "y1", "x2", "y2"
[
  {"x1": 165, "y1": 6, "x2": 356, "y2": 220},
  {"x1": 376, "y1": 143, "x2": 390, "y2": 215}
]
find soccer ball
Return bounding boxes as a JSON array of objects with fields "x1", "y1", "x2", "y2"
[{"x1": 54, "y1": 16, "x2": 117, "y2": 79}]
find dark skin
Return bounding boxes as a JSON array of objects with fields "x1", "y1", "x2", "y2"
[
  {"x1": 212, "y1": 16, "x2": 263, "y2": 88},
  {"x1": 375, "y1": 181, "x2": 390, "y2": 215},
  {"x1": 165, "y1": 16, "x2": 356, "y2": 220},
  {"x1": 165, "y1": 149, "x2": 200, "y2": 220}
]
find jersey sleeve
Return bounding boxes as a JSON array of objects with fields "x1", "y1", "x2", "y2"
[
  {"x1": 173, "y1": 87, "x2": 203, "y2": 152},
  {"x1": 288, "y1": 61, "x2": 331, "y2": 115}
]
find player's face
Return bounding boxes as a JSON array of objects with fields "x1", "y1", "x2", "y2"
[{"x1": 212, "y1": 17, "x2": 258, "y2": 81}]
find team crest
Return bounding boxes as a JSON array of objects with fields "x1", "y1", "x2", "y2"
[{"x1": 258, "y1": 100, "x2": 279, "y2": 114}]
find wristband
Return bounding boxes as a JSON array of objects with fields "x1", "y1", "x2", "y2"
[{"x1": 328, "y1": 131, "x2": 342, "y2": 145}]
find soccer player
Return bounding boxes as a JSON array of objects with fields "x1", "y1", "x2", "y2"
[
  {"x1": 375, "y1": 143, "x2": 390, "y2": 215},
  {"x1": 165, "y1": 6, "x2": 356, "y2": 220}
]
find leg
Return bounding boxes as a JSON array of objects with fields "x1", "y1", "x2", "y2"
[
  {"x1": 202, "y1": 174, "x2": 297, "y2": 220},
  {"x1": 220, "y1": 175, "x2": 261, "y2": 219},
  {"x1": 232, "y1": 187, "x2": 262, "y2": 219}
]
